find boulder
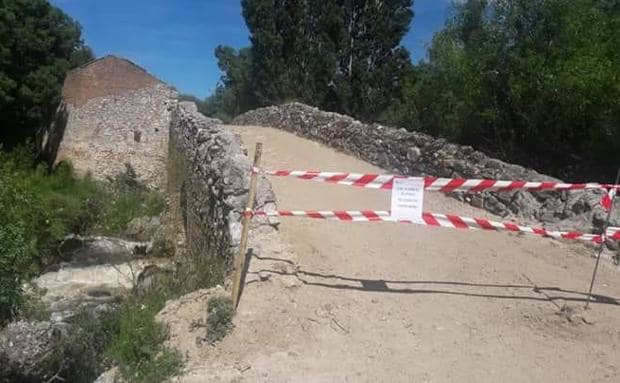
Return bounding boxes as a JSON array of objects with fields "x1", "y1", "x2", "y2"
[
  {"x1": 0, "y1": 320, "x2": 62, "y2": 382},
  {"x1": 58, "y1": 234, "x2": 152, "y2": 266},
  {"x1": 125, "y1": 216, "x2": 162, "y2": 242},
  {"x1": 0, "y1": 317, "x2": 110, "y2": 382}
]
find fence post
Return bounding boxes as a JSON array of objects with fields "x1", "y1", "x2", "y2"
[
  {"x1": 231, "y1": 142, "x2": 263, "y2": 309},
  {"x1": 585, "y1": 167, "x2": 620, "y2": 310}
]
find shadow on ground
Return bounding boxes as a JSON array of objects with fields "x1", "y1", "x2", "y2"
[{"x1": 247, "y1": 255, "x2": 620, "y2": 307}]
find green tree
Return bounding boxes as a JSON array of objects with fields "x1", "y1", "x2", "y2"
[
  {"x1": 0, "y1": 0, "x2": 93, "y2": 148},
  {"x1": 239, "y1": 0, "x2": 414, "y2": 120},
  {"x1": 202, "y1": 86, "x2": 237, "y2": 122},
  {"x1": 218, "y1": 46, "x2": 254, "y2": 116},
  {"x1": 202, "y1": 46, "x2": 254, "y2": 122},
  {"x1": 331, "y1": 0, "x2": 413, "y2": 119},
  {"x1": 390, "y1": 0, "x2": 619, "y2": 181}
]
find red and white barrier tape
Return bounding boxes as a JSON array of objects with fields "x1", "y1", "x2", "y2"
[
  {"x1": 601, "y1": 188, "x2": 616, "y2": 212},
  {"x1": 255, "y1": 167, "x2": 620, "y2": 194},
  {"x1": 249, "y1": 210, "x2": 620, "y2": 244}
]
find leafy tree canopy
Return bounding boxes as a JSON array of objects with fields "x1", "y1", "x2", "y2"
[
  {"x1": 207, "y1": 0, "x2": 413, "y2": 121},
  {"x1": 0, "y1": 0, "x2": 93, "y2": 148},
  {"x1": 383, "y1": 0, "x2": 619, "y2": 181},
  {"x1": 206, "y1": 0, "x2": 617, "y2": 181}
]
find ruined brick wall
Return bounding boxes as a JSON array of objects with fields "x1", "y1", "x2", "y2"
[
  {"x1": 51, "y1": 56, "x2": 176, "y2": 188},
  {"x1": 62, "y1": 56, "x2": 163, "y2": 106}
]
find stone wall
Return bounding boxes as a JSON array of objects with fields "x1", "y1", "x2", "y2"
[
  {"x1": 52, "y1": 84, "x2": 175, "y2": 188},
  {"x1": 46, "y1": 56, "x2": 176, "y2": 189},
  {"x1": 233, "y1": 103, "x2": 618, "y2": 234},
  {"x1": 169, "y1": 102, "x2": 276, "y2": 265}
]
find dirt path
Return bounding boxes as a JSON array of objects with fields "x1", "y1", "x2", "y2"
[{"x1": 165, "y1": 125, "x2": 620, "y2": 383}]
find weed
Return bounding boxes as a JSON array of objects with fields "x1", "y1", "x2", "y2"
[
  {"x1": 106, "y1": 291, "x2": 183, "y2": 382},
  {"x1": 205, "y1": 296, "x2": 234, "y2": 344}
]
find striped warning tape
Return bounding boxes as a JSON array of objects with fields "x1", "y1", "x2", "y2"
[
  {"x1": 254, "y1": 167, "x2": 620, "y2": 193},
  {"x1": 248, "y1": 210, "x2": 620, "y2": 244},
  {"x1": 601, "y1": 188, "x2": 617, "y2": 212}
]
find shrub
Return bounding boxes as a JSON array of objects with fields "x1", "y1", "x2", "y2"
[
  {"x1": 0, "y1": 223, "x2": 36, "y2": 322},
  {"x1": 106, "y1": 292, "x2": 183, "y2": 383},
  {"x1": 0, "y1": 145, "x2": 102, "y2": 323},
  {"x1": 205, "y1": 296, "x2": 234, "y2": 344},
  {"x1": 98, "y1": 164, "x2": 166, "y2": 235},
  {"x1": 0, "y1": 146, "x2": 166, "y2": 324},
  {"x1": 0, "y1": 145, "x2": 103, "y2": 262}
]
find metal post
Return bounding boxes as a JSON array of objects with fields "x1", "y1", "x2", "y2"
[{"x1": 585, "y1": 167, "x2": 620, "y2": 309}]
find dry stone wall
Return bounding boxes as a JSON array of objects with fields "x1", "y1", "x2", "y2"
[
  {"x1": 53, "y1": 84, "x2": 175, "y2": 188},
  {"x1": 233, "y1": 103, "x2": 618, "y2": 235},
  {"x1": 169, "y1": 102, "x2": 276, "y2": 264}
]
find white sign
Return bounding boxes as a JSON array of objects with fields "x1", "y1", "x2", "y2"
[{"x1": 391, "y1": 177, "x2": 424, "y2": 223}]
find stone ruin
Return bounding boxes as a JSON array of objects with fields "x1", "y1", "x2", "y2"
[
  {"x1": 42, "y1": 55, "x2": 275, "y2": 263},
  {"x1": 43, "y1": 55, "x2": 177, "y2": 189}
]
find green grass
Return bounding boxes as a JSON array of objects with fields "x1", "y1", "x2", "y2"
[
  {"x1": 98, "y1": 185, "x2": 166, "y2": 235},
  {"x1": 98, "y1": 163, "x2": 166, "y2": 235},
  {"x1": 106, "y1": 292, "x2": 183, "y2": 382}
]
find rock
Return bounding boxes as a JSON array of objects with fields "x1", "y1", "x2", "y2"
[
  {"x1": 125, "y1": 216, "x2": 162, "y2": 241},
  {"x1": 33, "y1": 260, "x2": 151, "y2": 318},
  {"x1": 278, "y1": 275, "x2": 302, "y2": 289},
  {"x1": 134, "y1": 264, "x2": 174, "y2": 295},
  {"x1": 258, "y1": 271, "x2": 270, "y2": 282},
  {"x1": 406, "y1": 146, "x2": 421, "y2": 161},
  {"x1": 605, "y1": 238, "x2": 619, "y2": 251},
  {"x1": 58, "y1": 234, "x2": 152, "y2": 266},
  {"x1": 471, "y1": 194, "x2": 484, "y2": 209},
  {"x1": 484, "y1": 197, "x2": 508, "y2": 217},
  {"x1": 58, "y1": 235, "x2": 84, "y2": 256},
  {"x1": 205, "y1": 117, "x2": 224, "y2": 125},
  {"x1": 0, "y1": 320, "x2": 103, "y2": 382},
  {"x1": 94, "y1": 367, "x2": 119, "y2": 383},
  {"x1": 0, "y1": 320, "x2": 61, "y2": 381},
  {"x1": 1, "y1": 318, "x2": 110, "y2": 382}
]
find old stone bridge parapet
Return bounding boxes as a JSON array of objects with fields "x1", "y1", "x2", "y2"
[{"x1": 233, "y1": 102, "x2": 618, "y2": 236}]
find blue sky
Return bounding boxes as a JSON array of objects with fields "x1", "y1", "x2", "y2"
[{"x1": 51, "y1": 0, "x2": 451, "y2": 99}]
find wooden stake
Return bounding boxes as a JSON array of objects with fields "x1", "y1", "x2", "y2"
[
  {"x1": 585, "y1": 167, "x2": 620, "y2": 310},
  {"x1": 231, "y1": 142, "x2": 262, "y2": 309}
]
